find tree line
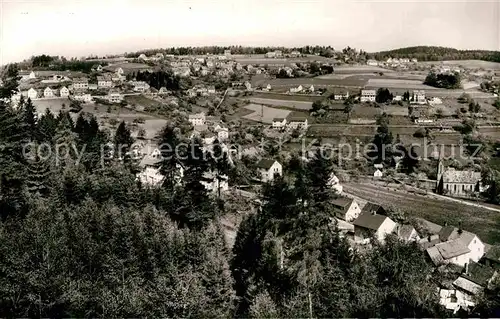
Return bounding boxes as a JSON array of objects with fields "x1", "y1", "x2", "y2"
[{"x1": 371, "y1": 46, "x2": 500, "y2": 63}]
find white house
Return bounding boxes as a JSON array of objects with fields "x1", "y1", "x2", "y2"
[
  {"x1": 426, "y1": 226, "x2": 485, "y2": 267},
  {"x1": 272, "y1": 118, "x2": 287, "y2": 129},
  {"x1": 158, "y1": 87, "x2": 170, "y2": 95},
  {"x1": 43, "y1": 87, "x2": 54, "y2": 98},
  {"x1": 353, "y1": 212, "x2": 397, "y2": 244},
  {"x1": 367, "y1": 59, "x2": 379, "y2": 66},
  {"x1": 27, "y1": 88, "x2": 38, "y2": 100},
  {"x1": 73, "y1": 93, "x2": 93, "y2": 103},
  {"x1": 138, "y1": 53, "x2": 148, "y2": 61},
  {"x1": 115, "y1": 67, "x2": 124, "y2": 75},
  {"x1": 332, "y1": 88, "x2": 350, "y2": 100},
  {"x1": 412, "y1": 90, "x2": 426, "y2": 104},
  {"x1": 188, "y1": 113, "x2": 206, "y2": 126},
  {"x1": 360, "y1": 89, "x2": 376, "y2": 102},
  {"x1": 97, "y1": 75, "x2": 113, "y2": 88},
  {"x1": 256, "y1": 159, "x2": 282, "y2": 183},
  {"x1": 287, "y1": 116, "x2": 308, "y2": 130},
  {"x1": 59, "y1": 86, "x2": 69, "y2": 98},
  {"x1": 332, "y1": 197, "x2": 361, "y2": 222},
  {"x1": 396, "y1": 224, "x2": 420, "y2": 242},
  {"x1": 374, "y1": 169, "x2": 383, "y2": 178},
  {"x1": 73, "y1": 77, "x2": 89, "y2": 90},
  {"x1": 215, "y1": 126, "x2": 229, "y2": 141},
  {"x1": 244, "y1": 81, "x2": 252, "y2": 91},
  {"x1": 107, "y1": 92, "x2": 123, "y2": 103},
  {"x1": 200, "y1": 171, "x2": 229, "y2": 194},
  {"x1": 290, "y1": 85, "x2": 303, "y2": 94},
  {"x1": 131, "y1": 81, "x2": 150, "y2": 92}
]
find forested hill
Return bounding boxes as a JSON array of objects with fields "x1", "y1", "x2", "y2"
[{"x1": 370, "y1": 46, "x2": 500, "y2": 62}]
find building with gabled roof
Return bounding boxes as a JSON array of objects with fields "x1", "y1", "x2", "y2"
[
  {"x1": 353, "y1": 212, "x2": 396, "y2": 244},
  {"x1": 483, "y1": 245, "x2": 500, "y2": 269},
  {"x1": 437, "y1": 158, "x2": 482, "y2": 197},
  {"x1": 332, "y1": 197, "x2": 361, "y2": 222},
  {"x1": 361, "y1": 202, "x2": 387, "y2": 216},
  {"x1": 256, "y1": 159, "x2": 282, "y2": 183},
  {"x1": 396, "y1": 224, "x2": 420, "y2": 242}
]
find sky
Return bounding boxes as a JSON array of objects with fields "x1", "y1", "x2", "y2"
[{"x1": 0, "y1": 0, "x2": 499, "y2": 64}]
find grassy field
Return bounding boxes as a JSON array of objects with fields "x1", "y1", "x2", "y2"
[
  {"x1": 247, "y1": 97, "x2": 313, "y2": 110},
  {"x1": 366, "y1": 78, "x2": 433, "y2": 90},
  {"x1": 242, "y1": 104, "x2": 292, "y2": 123},
  {"x1": 253, "y1": 77, "x2": 366, "y2": 88},
  {"x1": 250, "y1": 92, "x2": 324, "y2": 102},
  {"x1": 104, "y1": 62, "x2": 152, "y2": 71},
  {"x1": 344, "y1": 182, "x2": 500, "y2": 245},
  {"x1": 419, "y1": 60, "x2": 500, "y2": 70}
]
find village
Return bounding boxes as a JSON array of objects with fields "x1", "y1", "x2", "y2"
[{"x1": 3, "y1": 47, "x2": 500, "y2": 315}]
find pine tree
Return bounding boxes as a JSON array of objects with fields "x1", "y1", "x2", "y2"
[
  {"x1": 158, "y1": 124, "x2": 182, "y2": 190},
  {"x1": 21, "y1": 98, "x2": 38, "y2": 142},
  {"x1": 114, "y1": 121, "x2": 133, "y2": 160},
  {"x1": 37, "y1": 109, "x2": 58, "y2": 142},
  {"x1": 26, "y1": 148, "x2": 52, "y2": 196}
]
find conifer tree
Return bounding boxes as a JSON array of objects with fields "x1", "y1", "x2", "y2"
[
  {"x1": 25, "y1": 147, "x2": 52, "y2": 196},
  {"x1": 114, "y1": 121, "x2": 133, "y2": 159},
  {"x1": 158, "y1": 124, "x2": 183, "y2": 190},
  {"x1": 37, "y1": 109, "x2": 58, "y2": 142}
]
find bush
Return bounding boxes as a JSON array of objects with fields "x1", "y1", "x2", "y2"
[{"x1": 413, "y1": 128, "x2": 427, "y2": 138}]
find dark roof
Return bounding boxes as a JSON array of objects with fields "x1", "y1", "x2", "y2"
[
  {"x1": 462, "y1": 261, "x2": 496, "y2": 287},
  {"x1": 256, "y1": 159, "x2": 277, "y2": 170},
  {"x1": 361, "y1": 202, "x2": 386, "y2": 215},
  {"x1": 332, "y1": 197, "x2": 354, "y2": 218},
  {"x1": 353, "y1": 213, "x2": 389, "y2": 231},
  {"x1": 438, "y1": 226, "x2": 477, "y2": 246},
  {"x1": 287, "y1": 115, "x2": 308, "y2": 122},
  {"x1": 484, "y1": 246, "x2": 500, "y2": 262},
  {"x1": 273, "y1": 117, "x2": 285, "y2": 122}
]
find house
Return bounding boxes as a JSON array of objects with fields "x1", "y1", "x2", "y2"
[
  {"x1": 115, "y1": 67, "x2": 124, "y2": 75},
  {"x1": 173, "y1": 67, "x2": 191, "y2": 77},
  {"x1": 111, "y1": 73, "x2": 123, "y2": 82},
  {"x1": 411, "y1": 58, "x2": 418, "y2": 63},
  {"x1": 308, "y1": 85, "x2": 315, "y2": 93},
  {"x1": 374, "y1": 169, "x2": 383, "y2": 178},
  {"x1": 73, "y1": 77, "x2": 89, "y2": 90},
  {"x1": 188, "y1": 113, "x2": 206, "y2": 126},
  {"x1": 207, "y1": 86, "x2": 216, "y2": 94},
  {"x1": 215, "y1": 126, "x2": 229, "y2": 140},
  {"x1": 158, "y1": 87, "x2": 170, "y2": 95},
  {"x1": 287, "y1": 116, "x2": 308, "y2": 130},
  {"x1": 43, "y1": 87, "x2": 54, "y2": 98},
  {"x1": 59, "y1": 86, "x2": 70, "y2": 97},
  {"x1": 290, "y1": 51, "x2": 301, "y2": 58},
  {"x1": 361, "y1": 202, "x2": 387, "y2": 216},
  {"x1": 136, "y1": 152, "x2": 164, "y2": 186},
  {"x1": 138, "y1": 53, "x2": 148, "y2": 61},
  {"x1": 92, "y1": 64, "x2": 103, "y2": 72},
  {"x1": 88, "y1": 83, "x2": 98, "y2": 91},
  {"x1": 20, "y1": 71, "x2": 36, "y2": 81},
  {"x1": 396, "y1": 224, "x2": 420, "y2": 242},
  {"x1": 97, "y1": 75, "x2": 113, "y2": 88},
  {"x1": 262, "y1": 84, "x2": 272, "y2": 92},
  {"x1": 131, "y1": 81, "x2": 150, "y2": 92},
  {"x1": 224, "y1": 49, "x2": 231, "y2": 57},
  {"x1": 360, "y1": 89, "x2": 376, "y2": 102},
  {"x1": 290, "y1": 85, "x2": 303, "y2": 93},
  {"x1": 440, "y1": 261, "x2": 497, "y2": 313},
  {"x1": 327, "y1": 173, "x2": 343, "y2": 194},
  {"x1": 73, "y1": 93, "x2": 93, "y2": 103},
  {"x1": 331, "y1": 88, "x2": 350, "y2": 100},
  {"x1": 482, "y1": 246, "x2": 500, "y2": 269},
  {"x1": 353, "y1": 212, "x2": 397, "y2": 244},
  {"x1": 436, "y1": 159, "x2": 482, "y2": 197},
  {"x1": 272, "y1": 118, "x2": 287, "y2": 129},
  {"x1": 332, "y1": 197, "x2": 361, "y2": 222},
  {"x1": 412, "y1": 90, "x2": 426, "y2": 104},
  {"x1": 107, "y1": 92, "x2": 123, "y2": 103},
  {"x1": 200, "y1": 171, "x2": 229, "y2": 194},
  {"x1": 27, "y1": 88, "x2": 38, "y2": 99},
  {"x1": 426, "y1": 226, "x2": 485, "y2": 267},
  {"x1": 244, "y1": 81, "x2": 252, "y2": 91},
  {"x1": 256, "y1": 159, "x2": 282, "y2": 183},
  {"x1": 366, "y1": 59, "x2": 379, "y2": 66},
  {"x1": 265, "y1": 51, "x2": 277, "y2": 58}
]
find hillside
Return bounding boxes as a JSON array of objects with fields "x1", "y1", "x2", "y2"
[{"x1": 371, "y1": 46, "x2": 500, "y2": 63}]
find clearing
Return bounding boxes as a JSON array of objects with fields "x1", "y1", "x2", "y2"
[
  {"x1": 343, "y1": 182, "x2": 500, "y2": 245},
  {"x1": 242, "y1": 104, "x2": 291, "y2": 124},
  {"x1": 247, "y1": 97, "x2": 313, "y2": 110},
  {"x1": 419, "y1": 60, "x2": 500, "y2": 70}
]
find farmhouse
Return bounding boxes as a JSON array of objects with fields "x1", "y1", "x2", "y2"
[
  {"x1": 214, "y1": 125, "x2": 229, "y2": 140},
  {"x1": 287, "y1": 116, "x2": 308, "y2": 130},
  {"x1": 331, "y1": 88, "x2": 350, "y2": 100},
  {"x1": 360, "y1": 89, "x2": 376, "y2": 102},
  {"x1": 27, "y1": 88, "x2": 38, "y2": 99},
  {"x1": 290, "y1": 51, "x2": 301, "y2": 58},
  {"x1": 374, "y1": 169, "x2": 383, "y2": 178},
  {"x1": 256, "y1": 159, "x2": 282, "y2": 183},
  {"x1": 361, "y1": 202, "x2": 387, "y2": 216},
  {"x1": 138, "y1": 54, "x2": 148, "y2": 61},
  {"x1": 290, "y1": 85, "x2": 303, "y2": 94},
  {"x1": 353, "y1": 212, "x2": 397, "y2": 244},
  {"x1": 366, "y1": 59, "x2": 379, "y2": 66},
  {"x1": 332, "y1": 197, "x2": 361, "y2": 222},
  {"x1": 43, "y1": 87, "x2": 54, "y2": 98},
  {"x1": 137, "y1": 153, "x2": 164, "y2": 187},
  {"x1": 188, "y1": 113, "x2": 206, "y2": 126},
  {"x1": 436, "y1": 159, "x2": 482, "y2": 197},
  {"x1": 272, "y1": 118, "x2": 287, "y2": 129},
  {"x1": 73, "y1": 77, "x2": 89, "y2": 90},
  {"x1": 59, "y1": 86, "x2": 70, "y2": 97}
]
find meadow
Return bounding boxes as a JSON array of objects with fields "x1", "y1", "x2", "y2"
[{"x1": 242, "y1": 104, "x2": 291, "y2": 123}]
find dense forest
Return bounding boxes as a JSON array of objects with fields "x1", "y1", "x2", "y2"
[
  {"x1": 0, "y1": 63, "x2": 499, "y2": 317},
  {"x1": 29, "y1": 55, "x2": 106, "y2": 74},
  {"x1": 424, "y1": 71, "x2": 462, "y2": 89},
  {"x1": 371, "y1": 46, "x2": 500, "y2": 63}
]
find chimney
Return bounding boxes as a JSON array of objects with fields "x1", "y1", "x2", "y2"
[
  {"x1": 428, "y1": 235, "x2": 431, "y2": 242},
  {"x1": 465, "y1": 262, "x2": 469, "y2": 275},
  {"x1": 458, "y1": 220, "x2": 463, "y2": 234}
]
